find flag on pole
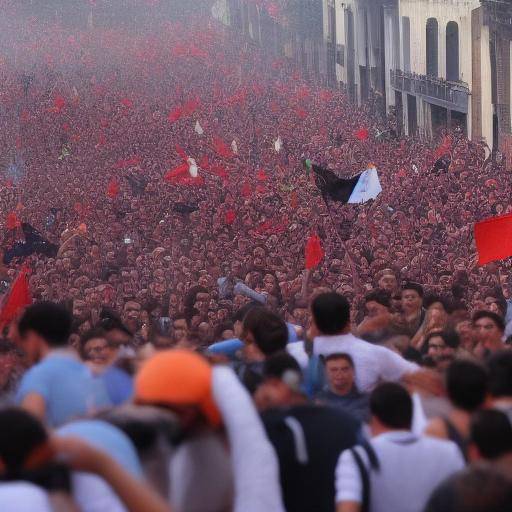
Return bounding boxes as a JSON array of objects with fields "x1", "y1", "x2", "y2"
[
  {"x1": 274, "y1": 136, "x2": 282, "y2": 153},
  {"x1": 0, "y1": 267, "x2": 32, "y2": 330},
  {"x1": 474, "y1": 213, "x2": 512, "y2": 265},
  {"x1": 305, "y1": 234, "x2": 324, "y2": 269},
  {"x1": 311, "y1": 162, "x2": 381, "y2": 204}
]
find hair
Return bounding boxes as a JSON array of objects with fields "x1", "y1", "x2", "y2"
[
  {"x1": 232, "y1": 302, "x2": 261, "y2": 324},
  {"x1": 401, "y1": 281, "x2": 424, "y2": 298},
  {"x1": 425, "y1": 330, "x2": 460, "y2": 350},
  {"x1": 487, "y1": 350, "x2": 512, "y2": 397},
  {"x1": 425, "y1": 466, "x2": 512, "y2": 512},
  {"x1": 79, "y1": 327, "x2": 108, "y2": 359},
  {"x1": 470, "y1": 409, "x2": 512, "y2": 460},
  {"x1": 243, "y1": 308, "x2": 288, "y2": 356},
  {"x1": 0, "y1": 408, "x2": 48, "y2": 473},
  {"x1": 263, "y1": 351, "x2": 302, "y2": 380},
  {"x1": 311, "y1": 292, "x2": 351, "y2": 335},
  {"x1": 18, "y1": 302, "x2": 72, "y2": 347},
  {"x1": 364, "y1": 289, "x2": 391, "y2": 309},
  {"x1": 324, "y1": 352, "x2": 354, "y2": 368},
  {"x1": 370, "y1": 382, "x2": 412, "y2": 430},
  {"x1": 472, "y1": 310, "x2": 505, "y2": 332},
  {"x1": 423, "y1": 294, "x2": 453, "y2": 313},
  {"x1": 446, "y1": 360, "x2": 488, "y2": 412}
]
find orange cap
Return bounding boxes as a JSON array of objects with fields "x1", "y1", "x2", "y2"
[{"x1": 134, "y1": 350, "x2": 221, "y2": 427}]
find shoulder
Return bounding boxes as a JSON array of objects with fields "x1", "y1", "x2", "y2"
[{"x1": 424, "y1": 417, "x2": 448, "y2": 438}]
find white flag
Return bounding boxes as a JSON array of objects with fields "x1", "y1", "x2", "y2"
[
  {"x1": 194, "y1": 121, "x2": 204, "y2": 135},
  {"x1": 347, "y1": 165, "x2": 382, "y2": 204},
  {"x1": 187, "y1": 157, "x2": 198, "y2": 178},
  {"x1": 274, "y1": 136, "x2": 282, "y2": 153},
  {"x1": 231, "y1": 140, "x2": 238, "y2": 154}
]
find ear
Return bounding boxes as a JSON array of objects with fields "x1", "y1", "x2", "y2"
[{"x1": 467, "y1": 443, "x2": 482, "y2": 463}]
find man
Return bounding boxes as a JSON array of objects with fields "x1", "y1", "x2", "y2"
[
  {"x1": 134, "y1": 350, "x2": 285, "y2": 512},
  {"x1": 256, "y1": 352, "x2": 361, "y2": 512},
  {"x1": 473, "y1": 310, "x2": 507, "y2": 357},
  {"x1": 376, "y1": 269, "x2": 398, "y2": 295},
  {"x1": 311, "y1": 293, "x2": 427, "y2": 393},
  {"x1": 315, "y1": 353, "x2": 369, "y2": 422},
  {"x1": 424, "y1": 330, "x2": 459, "y2": 370},
  {"x1": 15, "y1": 302, "x2": 111, "y2": 427},
  {"x1": 356, "y1": 290, "x2": 394, "y2": 344},
  {"x1": 335, "y1": 383, "x2": 464, "y2": 512},
  {"x1": 399, "y1": 282, "x2": 425, "y2": 337}
]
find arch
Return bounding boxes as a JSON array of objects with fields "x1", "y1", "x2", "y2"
[
  {"x1": 426, "y1": 18, "x2": 438, "y2": 77},
  {"x1": 446, "y1": 21, "x2": 459, "y2": 81}
]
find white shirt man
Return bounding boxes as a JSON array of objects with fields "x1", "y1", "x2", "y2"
[{"x1": 335, "y1": 383, "x2": 464, "y2": 512}]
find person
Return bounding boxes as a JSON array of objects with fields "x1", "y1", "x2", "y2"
[
  {"x1": 424, "y1": 359, "x2": 488, "y2": 460},
  {"x1": 311, "y1": 292, "x2": 432, "y2": 393},
  {"x1": 422, "y1": 330, "x2": 460, "y2": 371},
  {"x1": 0, "y1": 408, "x2": 171, "y2": 512},
  {"x1": 134, "y1": 349, "x2": 285, "y2": 512},
  {"x1": 472, "y1": 310, "x2": 507, "y2": 357},
  {"x1": 425, "y1": 462, "x2": 512, "y2": 512},
  {"x1": 256, "y1": 352, "x2": 361, "y2": 512},
  {"x1": 315, "y1": 353, "x2": 369, "y2": 422},
  {"x1": 0, "y1": 339, "x2": 25, "y2": 404},
  {"x1": 398, "y1": 282, "x2": 425, "y2": 337},
  {"x1": 15, "y1": 302, "x2": 111, "y2": 427},
  {"x1": 487, "y1": 350, "x2": 512, "y2": 422},
  {"x1": 335, "y1": 383, "x2": 465, "y2": 512},
  {"x1": 355, "y1": 290, "x2": 394, "y2": 344}
]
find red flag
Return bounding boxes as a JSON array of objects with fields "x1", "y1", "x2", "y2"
[
  {"x1": 355, "y1": 128, "x2": 369, "y2": 141},
  {"x1": 241, "y1": 182, "x2": 252, "y2": 198},
  {"x1": 168, "y1": 107, "x2": 182, "y2": 123},
  {"x1": 107, "y1": 179, "x2": 120, "y2": 198},
  {"x1": 120, "y1": 98, "x2": 133, "y2": 108},
  {"x1": 225, "y1": 210, "x2": 236, "y2": 225},
  {"x1": 164, "y1": 162, "x2": 189, "y2": 181},
  {"x1": 0, "y1": 268, "x2": 32, "y2": 330},
  {"x1": 213, "y1": 136, "x2": 233, "y2": 158},
  {"x1": 434, "y1": 135, "x2": 453, "y2": 159},
  {"x1": 175, "y1": 144, "x2": 188, "y2": 162},
  {"x1": 6, "y1": 212, "x2": 20, "y2": 230},
  {"x1": 296, "y1": 107, "x2": 308, "y2": 120},
  {"x1": 474, "y1": 213, "x2": 512, "y2": 265},
  {"x1": 305, "y1": 234, "x2": 324, "y2": 269},
  {"x1": 50, "y1": 95, "x2": 66, "y2": 113},
  {"x1": 257, "y1": 169, "x2": 268, "y2": 181}
]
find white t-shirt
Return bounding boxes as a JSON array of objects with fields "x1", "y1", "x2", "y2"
[
  {"x1": 0, "y1": 482, "x2": 52, "y2": 512},
  {"x1": 313, "y1": 334, "x2": 418, "y2": 392},
  {"x1": 335, "y1": 431, "x2": 465, "y2": 512}
]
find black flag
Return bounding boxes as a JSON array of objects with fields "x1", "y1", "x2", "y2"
[{"x1": 310, "y1": 163, "x2": 361, "y2": 203}]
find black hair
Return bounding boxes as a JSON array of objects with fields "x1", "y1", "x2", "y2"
[
  {"x1": 324, "y1": 352, "x2": 355, "y2": 368},
  {"x1": 446, "y1": 360, "x2": 488, "y2": 412},
  {"x1": 263, "y1": 351, "x2": 302, "y2": 380},
  {"x1": 0, "y1": 408, "x2": 47, "y2": 472},
  {"x1": 370, "y1": 382, "x2": 412, "y2": 429},
  {"x1": 472, "y1": 310, "x2": 505, "y2": 332},
  {"x1": 470, "y1": 409, "x2": 512, "y2": 460},
  {"x1": 424, "y1": 330, "x2": 460, "y2": 352},
  {"x1": 487, "y1": 350, "x2": 512, "y2": 397},
  {"x1": 79, "y1": 328, "x2": 108, "y2": 359},
  {"x1": 364, "y1": 289, "x2": 391, "y2": 309},
  {"x1": 311, "y1": 292, "x2": 351, "y2": 335},
  {"x1": 233, "y1": 302, "x2": 261, "y2": 323},
  {"x1": 243, "y1": 308, "x2": 288, "y2": 356},
  {"x1": 18, "y1": 302, "x2": 72, "y2": 347},
  {"x1": 98, "y1": 307, "x2": 132, "y2": 336},
  {"x1": 401, "y1": 282, "x2": 424, "y2": 298},
  {"x1": 423, "y1": 294, "x2": 453, "y2": 313}
]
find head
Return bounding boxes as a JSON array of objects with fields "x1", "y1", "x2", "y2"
[
  {"x1": 311, "y1": 292, "x2": 351, "y2": 336},
  {"x1": 369, "y1": 382, "x2": 412, "y2": 435},
  {"x1": 487, "y1": 350, "x2": 512, "y2": 400},
  {"x1": 172, "y1": 316, "x2": 189, "y2": 343},
  {"x1": 446, "y1": 360, "x2": 488, "y2": 412},
  {"x1": 232, "y1": 303, "x2": 256, "y2": 338},
  {"x1": 241, "y1": 308, "x2": 288, "y2": 360},
  {"x1": 79, "y1": 328, "x2": 115, "y2": 366},
  {"x1": 18, "y1": 302, "x2": 72, "y2": 364},
  {"x1": 324, "y1": 353, "x2": 356, "y2": 395},
  {"x1": 469, "y1": 409, "x2": 512, "y2": 462},
  {"x1": 401, "y1": 282, "x2": 423, "y2": 315},
  {"x1": 253, "y1": 352, "x2": 304, "y2": 411},
  {"x1": 134, "y1": 350, "x2": 220, "y2": 432},
  {"x1": 472, "y1": 311, "x2": 505, "y2": 351},
  {"x1": 364, "y1": 290, "x2": 391, "y2": 317},
  {"x1": 377, "y1": 269, "x2": 398, "y2": 293},
  {"x1": 425, "y1": 330, "x2": 459, "y2": 361}
]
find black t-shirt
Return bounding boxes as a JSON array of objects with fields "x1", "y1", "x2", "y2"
[{"x1": 262, "y1": 404, "x2": 361, "y2": 512}]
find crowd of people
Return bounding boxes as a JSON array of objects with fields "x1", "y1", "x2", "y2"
[{"x1": 0, "y1": 3, "x2": 511, "y2": 512}]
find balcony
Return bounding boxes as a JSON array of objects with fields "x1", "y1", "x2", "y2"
[{"x1": 391, "y1": 69, "x2": 470, "y2": 113}]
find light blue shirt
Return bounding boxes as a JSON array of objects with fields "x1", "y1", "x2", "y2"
[{"x1": 16, "y1": 351, "x2": 111, "y2": 427}]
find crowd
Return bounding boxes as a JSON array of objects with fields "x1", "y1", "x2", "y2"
[{"x1": 0, "y1": 3, "x2": 511, "y2": 512}]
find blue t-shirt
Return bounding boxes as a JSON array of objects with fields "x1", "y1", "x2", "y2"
[
  {"x1": 102, "y1": 366, "x2": 133, "y2": 405},
  {"x1": 16, "y1": 352, "x2": 111, "y2": 427}
]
